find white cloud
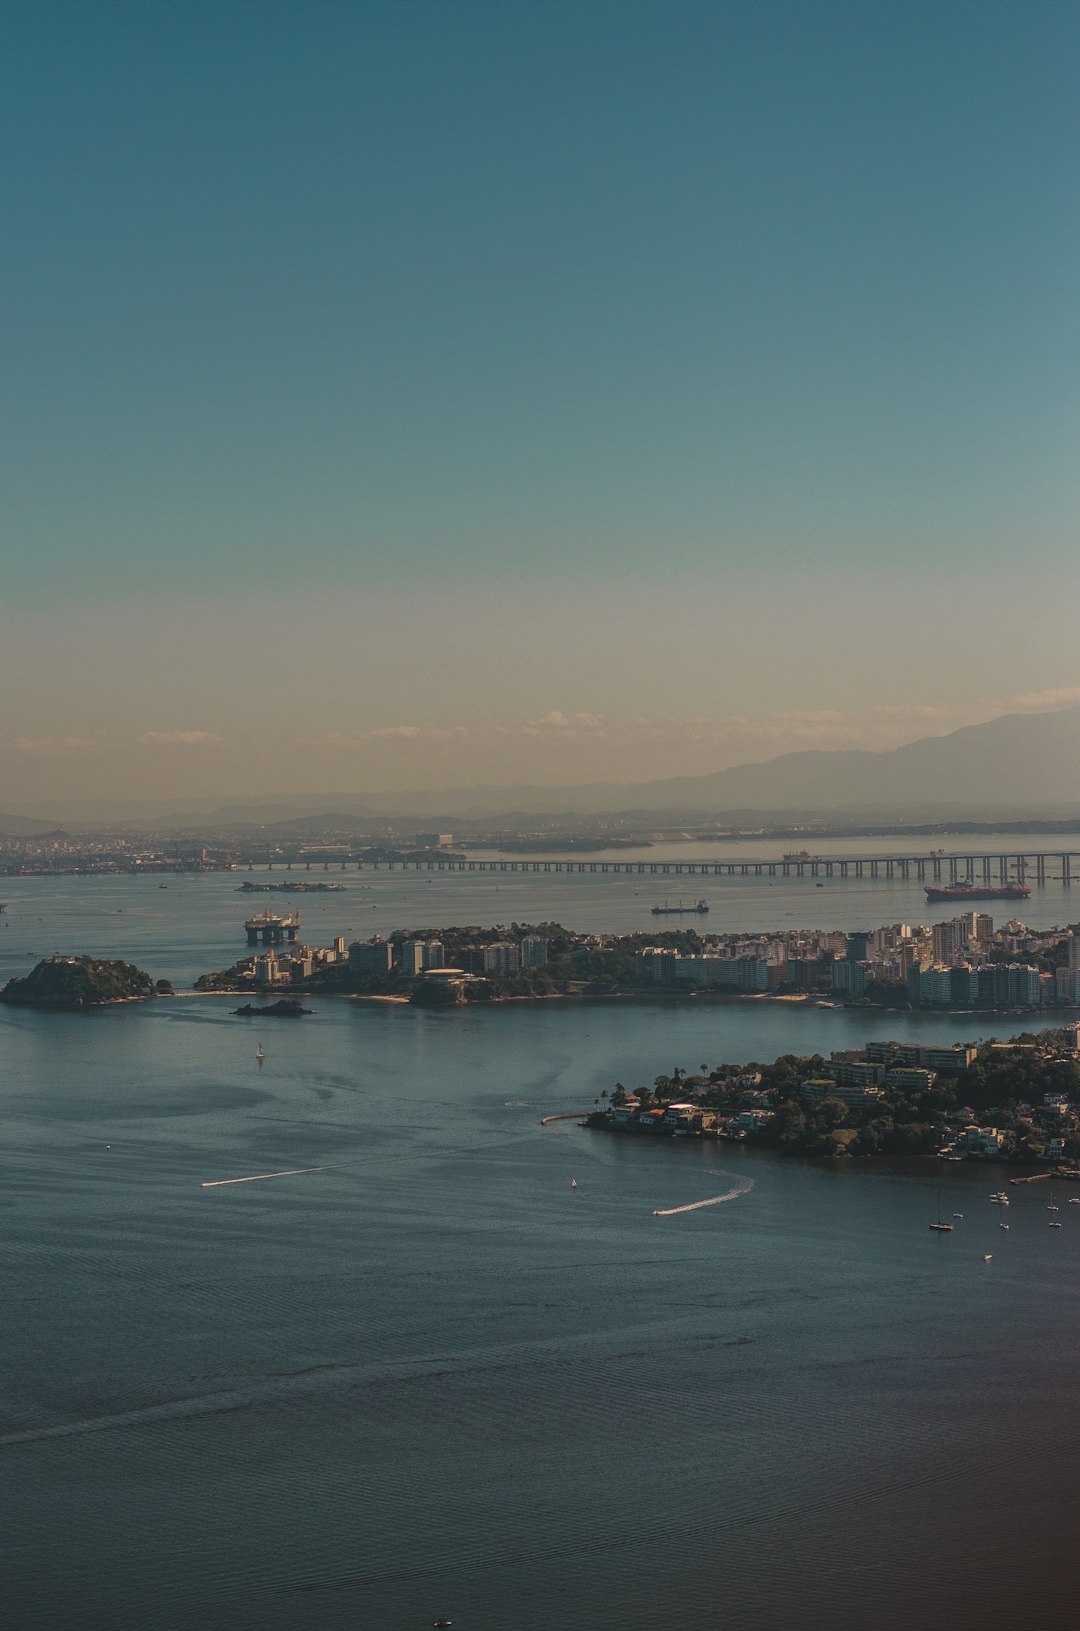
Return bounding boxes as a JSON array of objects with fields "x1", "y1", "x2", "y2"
[
  {"x1": 872, "y1": 703, "x2": 958, "y2": 719},
  {"x1": 136, "y1": 730, "x2": 222, "y2": 747},
  {"x1": 519, "y1": 711, "x2": 608, "y2": 739},
  {"x1": 1010, "y1": 687, "x2": 1080, "y2": 710}
]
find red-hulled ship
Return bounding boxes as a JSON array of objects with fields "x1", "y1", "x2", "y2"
[{"x1": 924, "y1": 881, "x2": 1031, "y2": 902}]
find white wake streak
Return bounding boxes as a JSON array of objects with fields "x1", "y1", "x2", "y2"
[
  {"x1": 652, "y1": 1178, "x2": 754, "y2": 1217},
  {"x1": 201, "y1": 1161, "x2": 357, "y2": 1188}
]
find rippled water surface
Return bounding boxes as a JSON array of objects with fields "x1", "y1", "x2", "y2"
[{"x1": 4, "y1": 882, "x2": 1080, "y2": 1629}]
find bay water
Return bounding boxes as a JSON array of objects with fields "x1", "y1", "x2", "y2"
[{"x1": 3, "y1": 873, "x2": 1080, "y2": 1629}]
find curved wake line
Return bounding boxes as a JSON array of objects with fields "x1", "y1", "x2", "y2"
[{"x1": 653, "y1": 1179, "x2": 754, "y2": 1217}]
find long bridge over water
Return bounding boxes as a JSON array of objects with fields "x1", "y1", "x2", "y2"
[{"x1": 247, "y1": 850, "x2": 1080, "y2": 884}]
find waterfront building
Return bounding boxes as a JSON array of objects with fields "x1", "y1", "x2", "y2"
[
  {"x1": 908, "y1": 961, "x2": 1044, "y2": 1008},
  {"x1": 964, "y1": 1126, "x2": 1004, "y2": 1156},
  {"x1": 801, "y1": 1078, "x2": 884, "y2": 1107},
  {"x1": 520, "y1": 935, "x2": 548, "y2": 968},
  {"x1": 348, "y1": 936, "x2": 393, "y2": 977},
  {"x1": 399, "y1": 940, "x2": 446, "y2": 976},
  {"x1": 730, "y1": 1108, "x2": 774, "y2": 1131},
  {"x1": 786, "y1": 955, "x2": 829, "y2": 991},
  {"x1": 483, "y1": 942, "x2": 520, "y2": 976},
  {"x1": 831, "y1": 959, "x2": 868, "y2": 998}
]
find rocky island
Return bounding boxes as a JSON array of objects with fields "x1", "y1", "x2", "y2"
[
  {"x1": 232, "y1": 998, "x2": 313, "y2": 1017},
  {"x1": 0, "y1": 955, "x2": 157, "y2": 1009}
]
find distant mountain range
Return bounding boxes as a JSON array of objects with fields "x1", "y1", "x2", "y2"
[
  {"x1": 317, "y1": 707, "x2": 1080, "y2": 819},
  {"x1": 7, "y1": 708, "x2": 1080, "y2": 827},
  {"x1": 0, "y1": 812, "x2": 68, "y2": 837}
]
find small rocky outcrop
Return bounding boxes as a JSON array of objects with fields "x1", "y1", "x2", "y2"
[{"x1": 232, "y1": 998, "x2": 313, "y2": 1017}]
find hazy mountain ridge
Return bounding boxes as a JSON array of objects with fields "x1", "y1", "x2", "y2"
[
  {"x1": 5, "y1": 709, "x2": 1080, "y2": 827},
  {"x1": 0, "y1": 812, "x2": 65, "y2": 837},
  {"x1": 336, "y1": 708, "x2": 1080, "y2": 818}
]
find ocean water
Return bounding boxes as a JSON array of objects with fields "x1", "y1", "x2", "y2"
[{"x1": 3, "y1": 884, "x2": 1080, "y2": 1630}]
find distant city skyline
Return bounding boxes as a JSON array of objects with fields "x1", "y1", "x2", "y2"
[{"x1": 4, "y1": 1, "x2": 1079, "y2": 800}]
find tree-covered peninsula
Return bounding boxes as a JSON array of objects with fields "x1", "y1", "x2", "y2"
[
  {"x1": 586, "y1": 1029, "x2": 1080, "y2": 1164},
  {"x1": 0, "y1": 955, "x2": 157, "y2": 1009}
]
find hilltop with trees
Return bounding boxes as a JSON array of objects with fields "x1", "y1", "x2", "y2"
[{"x1": 0, "y1": 956, "x2": 157, "y2": 1009}]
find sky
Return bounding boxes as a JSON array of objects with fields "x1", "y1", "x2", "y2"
[{"x1": 2, "y1": 0, "x2": 1079, "y2": 803}]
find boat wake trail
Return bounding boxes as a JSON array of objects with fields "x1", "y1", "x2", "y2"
[
  {"x1": 201, "y1": 1161, "x2": 360, "y2": 1188},
  {"x1": 652, "y1": 1177, "x2": 754, "y2": 1217}
]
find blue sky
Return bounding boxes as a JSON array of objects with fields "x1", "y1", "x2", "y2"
[{"x1": 2, "y1": 0, "x2": 1079, "y2": 797}]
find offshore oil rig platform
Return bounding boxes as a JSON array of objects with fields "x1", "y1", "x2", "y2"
[{"x1": 244, "y1": 910, "x2": 301, "y2": 946}]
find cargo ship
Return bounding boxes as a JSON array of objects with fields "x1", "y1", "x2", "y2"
[
  {"x1": 651, "y1": 899, "x2": 710, "y2": 915},
  {"x1": 924, "y1": 881, "x2": 1031, "y2": 902}
]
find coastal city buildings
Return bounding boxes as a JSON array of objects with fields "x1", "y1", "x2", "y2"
[
  {"x1": 631, "y1": 915, "x2": 1080, "y2": 1009},
  {"x1": 204, "y1": 906, "x2": 1080, "y2": 1013}
]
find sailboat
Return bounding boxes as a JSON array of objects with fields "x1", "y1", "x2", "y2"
[
  {"x1": 929, "y1": 1187, "x2": 955, "y2": 1231},
  {"x1": 570, "y1": 1178, "x2": 578, "y2": 1190},
  {"x1": 1049, "y1": 1189, "x2": 1062, "y2": 1226},
  {"x1": 255, "y1": 1044, "x2": 265, "y2": 1064}
]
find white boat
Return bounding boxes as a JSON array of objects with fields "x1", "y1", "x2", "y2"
[
  {"x1": 1050, "y1": 1220, "x2": 1063, "y2": 1228},
  {"x1": 1048, "y1": 1190, "x2": 1058, "y2": 1212},
  {"x1": 256, "y1": 1044, "x2": 265, "y2": 1063},
  {"x1": 983, "y1": 1254, "x2": 993, "y2": 1261},
  {"x1": 570, "y1": 1178, "x2": 578, "y2": 1190},
  {"x1": 1000, "y1": 1223, "x2": 1009, "y2": 1230}
]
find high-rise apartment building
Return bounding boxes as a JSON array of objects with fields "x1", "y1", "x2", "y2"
[
  {"x1": 348, "y1": 936, "x2": 393, "y2": 977},
  {"x1": 399, "y1": 940, "x2": 446, "y2": 976},
  {"x1": 483, "y1": 942, "x2": 520, "y2": 976}
]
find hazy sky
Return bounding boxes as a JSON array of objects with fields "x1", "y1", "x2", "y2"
[{"x1": 3, "y1": 0, "x2": 1079, "y2": 801}]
